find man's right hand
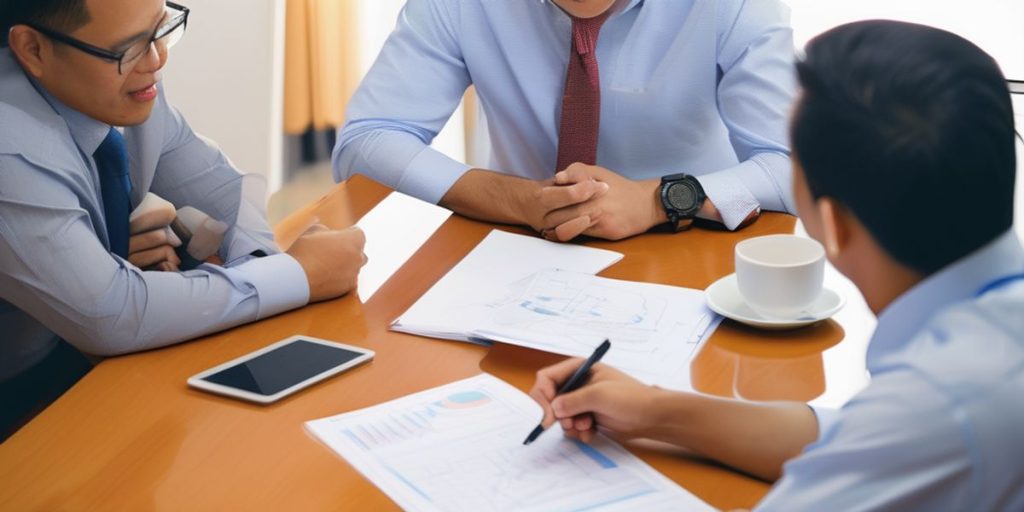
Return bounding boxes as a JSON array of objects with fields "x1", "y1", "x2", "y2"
[
  {"x1": 522, "y1": 177, "x2": 610, "y2": 238},
  {"x1": 529, "y1": 358, "x2": 663, "y2": 444},
  {"x1": 440, "y1": 169, "x2": 608, "y2": 239},
  {"x1": 286, "y1": 225, "x2": 368, "y2": 302}
]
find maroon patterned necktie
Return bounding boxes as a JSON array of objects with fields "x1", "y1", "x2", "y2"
[{"x1": 555, "y1": 10, "x2": 613, "y2": 173}]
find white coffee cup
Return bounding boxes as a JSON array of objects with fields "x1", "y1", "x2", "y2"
[{"x1": 734, "y1": 234, "x2": 825, "y2": 319}]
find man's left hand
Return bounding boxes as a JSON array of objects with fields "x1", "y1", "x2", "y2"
[{"x1": 540, "y1": 164, "x2": 665, "y2": 242}]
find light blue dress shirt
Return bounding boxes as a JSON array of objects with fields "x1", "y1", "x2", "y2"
[
  {"x1": 0, "y1": 49, "x2": 309, "y2": 382},
  {"x1": 758, "y1": 230, "x2": 1024, "y2": 510},
  {"x1": 334, "y1": 0, "x2": 796, "y2": 230}
]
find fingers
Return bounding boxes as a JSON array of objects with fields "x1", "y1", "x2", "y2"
[
  {"x1": 528, "y1": 375, "x2": 561, "y2": 428},
  {"x1": 577, "y1": 427, "x2": 597, "y2": 444},
  {"x1": 538, "y1": 357, "x2": 589, "y2": 389},
  {"x1": 551, "y1": 381, "x2": 605, "y2": 420},
  {"x1": 303, "y1": 223, "x2": 330, "y2": 235},
  {"x1": 553, "y1": 163, "x2": 597, "y2": 186},
  {"x1": 530, "y1": 357, "x2": 586, "y2": 427},
  {"x1": 560, "y1": 417, "x2": 598, "y2": 444},
  {"x1": 339, "y1": 228, "x2": 368, "y2": 268},
  {"x1": 157, "y1": 260, "x2": 180, "y2": 272},
  {"x1": 343, "y1": 226, "x2": 367, "y2": 247},
  {"x1": 129, "y1": 228, "x2": 179, "y2": 254},
  {"x1": 538, "y1": 179, "x2": 608, "y2": 212},
  {"x1": 531, "y1": 358, "x2": 608, "y2": 442},
  {"x1": 574, "y1": 414, "x2": 594, "y2": 432},
  {"x1": 130, "y1": 245, "x2": 181, "y2": 269},
  {"x1": 550, "y1": 215, "x2": 594, "y2": 242}
]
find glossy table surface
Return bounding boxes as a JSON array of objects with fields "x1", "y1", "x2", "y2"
[{"x1": 0, "y1": 175, "x2": 873, "y2": 511}]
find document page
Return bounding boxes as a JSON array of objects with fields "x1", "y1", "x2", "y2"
[
  {"x1": 306, "y1": 374, "x2": 713, "y2": 512},
  {"x1": 392, "y1": 230, "x2": 623, "y2": 343},
  {"x1": 471, "y1": 270, "x2": 721, "y2": 390},
  {"x1": 355, "y1": 192, "x2": 452, "y2": 301}
]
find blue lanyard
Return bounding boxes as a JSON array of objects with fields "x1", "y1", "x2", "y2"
[{"x1": 975, "y1": 273, "x2": 1024, "y2": 298}]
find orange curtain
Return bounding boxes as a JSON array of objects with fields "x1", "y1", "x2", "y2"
[{"x1": 283, "y1": 0, "x2": 360, "y2": 134}]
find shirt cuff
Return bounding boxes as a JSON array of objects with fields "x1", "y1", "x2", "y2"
[
  {"x1": 695, "y1": 169, "x2": 761, "y2": 230},
  {"x1": 229, "y1": 253, "x2": 309, "y2": 319},
  {"x1": 222, "y1": 228, "x2": 280, "y2": 264},
  {"x1": 396, "y1": 146, "x2": 473, "y2": 205},
  {"x1": 809, "y1": 405, "x2": 840, "y2": 438}
]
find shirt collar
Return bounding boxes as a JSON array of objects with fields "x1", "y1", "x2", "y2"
[
  {"x1": 868, "y1": 229, "x2": 1024, "y2": 369},
  {"x1": 27, "y1": 76, "x2": 112, "y2": 157},
  {"x1": 539, "y1": 0, "x2": 644, "y2": 18}
]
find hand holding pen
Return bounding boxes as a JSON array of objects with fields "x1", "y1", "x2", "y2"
[
  {"x1": 524, "y1": 340, "x2": 611, "y2": 445},
  {"x1": 527, "y1": 339, "x2": 663, "y2": 445}
]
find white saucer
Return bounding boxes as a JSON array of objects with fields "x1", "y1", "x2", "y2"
[{"x1": 705, "y1": 274, "x2": 845, "y2": 330}]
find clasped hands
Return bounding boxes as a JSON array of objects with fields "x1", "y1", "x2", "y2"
[{"x1": 524, "y1": 163, "x2": 666, "y2": 242}]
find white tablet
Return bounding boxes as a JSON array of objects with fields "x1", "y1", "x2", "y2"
[{"x1": 187, "y1": 335, "x2": 374, "y2": 404}]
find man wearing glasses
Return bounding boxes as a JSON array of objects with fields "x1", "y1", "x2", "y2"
[{"x1": 0, "y1": 0, "x2": 367, "y2": 440}]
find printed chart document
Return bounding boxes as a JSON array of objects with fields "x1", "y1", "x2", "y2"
[
  {"x1": 472, "y1": 270, "x2": 721, "y2": 391},
  {"x1": 355, "y1": 192, "x2": 452, "y2": 301},
  {"x1": 392, "y1": 230, "x2": 623, "y2": 343},
  {"x1": 306, "y1": 374, "x2": 713, "y2": 512}
]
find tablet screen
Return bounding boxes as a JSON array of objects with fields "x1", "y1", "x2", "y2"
[{"x1": 201, "y1": 340, "x2": 366, "y2": 396}]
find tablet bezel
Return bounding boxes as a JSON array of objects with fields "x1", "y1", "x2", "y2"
[{"x1": 187, "y1": 335, "x2": 374, "y2": 404}]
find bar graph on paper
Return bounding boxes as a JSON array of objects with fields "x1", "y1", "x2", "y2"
[{"x1": 306, "y1": 374, "x2": 713, "y2": 512}]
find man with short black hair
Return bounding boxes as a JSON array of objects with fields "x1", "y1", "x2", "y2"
[
  {"x1": 0, "y1": 0, "x2": 367, "y2": 439},
  {"x1": 0, "y1": 0, "x2": 88, "y2": 47},
  {"x1": 529, "y1": 20, "x2": 1024, "y2": 509}
]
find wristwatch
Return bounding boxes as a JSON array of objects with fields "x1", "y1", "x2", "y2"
[{"x1": 659, "y1": 173, "x2": 706, "y2": 232}]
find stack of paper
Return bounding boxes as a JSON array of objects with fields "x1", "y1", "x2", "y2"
[
  {"x1": 391, "y1": 230, "x2": 624, "y2": 344},
  {"x1": 392, "y1": 230, "x2": 721, "y2": 391},
  {"x1": 306, "y1": 374, "x2": 714, "y2": 512}
]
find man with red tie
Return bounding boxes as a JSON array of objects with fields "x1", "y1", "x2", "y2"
[{"x1": 334, "y1": 0, "x2": 796, "y2": 241}]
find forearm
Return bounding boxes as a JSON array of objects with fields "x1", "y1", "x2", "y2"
[
  {"x1": 4, "y1": 233, "x2": 307, "y2": 356},
  {"x1": 440, "y1": 169, "x2": 541, "y2": 226},
  {"x1": 646, "y1": 389, "x2": 818, "y2": 481},
  {"x1": 66, "y1": 255, "x2": 307, "y2": 355}
]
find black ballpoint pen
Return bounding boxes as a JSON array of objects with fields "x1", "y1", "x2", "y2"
[{"x1": 523, "y1": 339, "x2": 612, "y2": 445}]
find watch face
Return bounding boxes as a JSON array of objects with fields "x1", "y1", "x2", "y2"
[{"x1": 667, "y1": 182, "x2": 698, "y2": 211}]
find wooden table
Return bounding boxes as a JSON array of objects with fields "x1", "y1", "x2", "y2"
[{"x1": 0, "y1": 175, "x2": 873, "y2": 511}]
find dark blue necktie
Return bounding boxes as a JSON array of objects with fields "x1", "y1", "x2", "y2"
[{"x1": 93, "y1": 128, "x2": 132, "y2": 258}]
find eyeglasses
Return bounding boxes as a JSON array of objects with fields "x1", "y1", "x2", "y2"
[{"x1": 27, "y1": 1, "x2": 189, "y2": 75}]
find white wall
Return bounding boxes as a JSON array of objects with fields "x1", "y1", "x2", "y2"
[
  {"x1": 161, "y1": 0, "x2": 285, "y2": 194},
  {"x1": 162, "y1": 0, "x2": 464, "y2": 197},
  {"x1": 785, "y1": 0, "x2": 1024, "y2": 81},
  {"x1": 786, "y1": 1, "x2": 1024, "y2": 237}
]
